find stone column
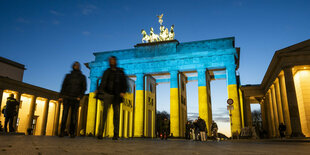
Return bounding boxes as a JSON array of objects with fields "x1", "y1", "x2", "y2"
[
  {"x1": 265, "y1": 93, "x2": 273, "y2": 137},
  {"x1": 283, "y1": 67, "x2": 304, "y2": 137},
  {"x1": 54, "y1": 101, "x2": 61, "y2": 136},
  {"x1": 86, "y1": 77, "x2": 98, "y2": 136},
  {"x1": 134, "y1": 73, "x2": 144, "y2": 137},
  {"x1": 226, "y1": 65, "x2": 242, "y2": 135},
  {"x1": 260, "y1": 100, "x2": 268, "y2": 133},
  {"x1": 170, "y1": 70, "x2": 180, "y2": 137},
  {"x1": 268, "y1": 91, "x2": 276, "y2": 137},
  {"x1": 41, "y1": 99, "x2": 50, "y2": 135},
  {"x1": 197, "y1": 68, "x2": 212, "y2": 135},
  {"x1": 13, "y1": 92, "x2": 21, "y2": 131},
  {"x1": 243, "y1": 97, "x2": 252, "y2": 127},
  {"x1": 27, "y1": 95, "x2": 37, "y2": 134},
  {"x1": 279, "y1": 74, "x2": 292, "y2": 136},
  {"x1": 271, "y1": 85, "x2": 280, "y2": 137},
  {"x1": 275, "y1": 78, "x2": 284, "y2": 124},
  {"x1": 0, "y1": 89, "x2": 3, "y2": 108}
]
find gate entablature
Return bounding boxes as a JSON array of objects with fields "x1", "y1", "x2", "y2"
[{"x1": 89, "y1": 37, "x2": 238, "y2": 92}]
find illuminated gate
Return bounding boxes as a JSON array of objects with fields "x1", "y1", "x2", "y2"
[{"x1": 86, "y1": 37, "x2": 242, "y2": 137}]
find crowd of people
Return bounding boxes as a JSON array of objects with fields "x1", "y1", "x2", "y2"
[{"x1": 184, "y1": 118, "x2": 219, "y2": 141}]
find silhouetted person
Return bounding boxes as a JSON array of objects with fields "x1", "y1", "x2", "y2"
[
  {"x1": 198, "y1": 117, "x2": 207, "y2": 141},
  {"x1": 97, "y1": 56, "x2": 128, "y2": 140},
  {"x1": 211, "y1": 120, "x2": 218, "y2": 140},
  {"x1": 193, "y1": 119, "x2": 199, "y2": 141},
  {"x1": 185, "y1": 121, "x2": 191, "y2": 140},
  {"x1": 59, "y1": 62, "x2": 87, "y2": 138},
  {"x1": 279, "y1": 123, "x2": 286, "y2": 139},
  {"x1": 4, "y1": 94, "x2": 19, "y2": 133},
  {"x1": 162, "y1": 117, "x2": 169, "y2": 140}
]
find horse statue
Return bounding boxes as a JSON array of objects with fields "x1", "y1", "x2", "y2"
[
  {"x1": 141, "y1": 29, "x2": 150, "y2": 43},
  {"x1": 149, "y1": 27, "x2": 159, "y2": 42},
  {"x1": 159, "y1": 25, "x2": 168, "y2": 41},
  {"x1": 168, "y1": 25, "x2": 175, "y2": 40}
]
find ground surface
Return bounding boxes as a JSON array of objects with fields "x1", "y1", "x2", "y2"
[{"x1": 0, "y1": 136, "x2": 310, "y2": 155}]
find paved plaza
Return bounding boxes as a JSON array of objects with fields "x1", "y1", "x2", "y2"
[{"x1": 0, "y1": 136, "x2": 310, "y2": 155}]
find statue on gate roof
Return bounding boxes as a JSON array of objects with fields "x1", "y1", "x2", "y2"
[{"x1": 141, "y1": 14, "x2": 175, "y2": 43}]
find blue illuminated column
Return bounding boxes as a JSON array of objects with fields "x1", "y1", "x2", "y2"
[
  {"x1": 170, "y1": 70, "x2": 180, "y2": 137},
  {"x1": 134, "y1": 73, "x2": 144, "y2": 137},
  {"x1": 226, "y1": 65, "x2": 242, "y2": 136}
]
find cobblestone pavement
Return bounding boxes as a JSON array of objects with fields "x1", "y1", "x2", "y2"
[{"x1": 0, "y1": 135, "x2": 310, "y2": 155}]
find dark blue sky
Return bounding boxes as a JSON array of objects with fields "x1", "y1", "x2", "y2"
[{"x1": 1, "y1": 0, "x2": 310, "y2": 135}]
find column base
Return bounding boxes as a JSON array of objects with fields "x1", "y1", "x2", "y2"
[{"x1": 290, "y1": 132, "x2": 305, "y2": 138}]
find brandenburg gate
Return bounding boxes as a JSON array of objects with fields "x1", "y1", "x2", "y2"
[{"x1": 85, "y1": 15, "x2": 242, "y2": 138}]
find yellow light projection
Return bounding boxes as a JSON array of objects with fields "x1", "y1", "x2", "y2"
[
  {"x1": 294, "y1": 68, "x2": 310, "y2": 137},
  {"x1": 46, "y1": 100, "x2": 57, "y2": 136},
  {"x1": 17, "y1": 94, "x2": 33, "y2": 133}
]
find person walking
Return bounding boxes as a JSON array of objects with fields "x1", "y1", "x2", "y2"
[
  {"x1": 211, "y1": 120, "x2": 218, "y2": 141},
  {"x1": 96, "y1": 56, "x2": 128, "y2": 140},
  {"x1": 193, "y1": 119, "x2": 199, "y2": 141},
  {"x1": 198, "y1": 117, "x2": 207, "y2": 141},
  {"x1": 185, "y1": 121, "x2": 191, "y2": 140},
  {"x1": 279, "y1": 123, "x2": 286, "y2": 139},
  {"x1": 3, "y1": 94, "x2": 19, "y2": 133},
  {"x1": 161, "y1": 117, "x2": 169, "y2": 140},
  {"x1": 59, "y1": 62, "x2": 87, "y2": 138}
]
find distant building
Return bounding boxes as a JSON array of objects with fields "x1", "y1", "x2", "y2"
[
  {"x1": 241, "y1": 39, "x2": 310, "y2": 138},
  {"x1": 0, "y1": 57, "x2": 88, "y2": 136}
]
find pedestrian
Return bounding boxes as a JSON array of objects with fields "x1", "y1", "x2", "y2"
[
  {"x1": 185, "y1": 121, "x2": 191, "y2": 140},
  {"x1": 198, "y1": 117, "x2": 207, "y2": 141},
  {"x1": 59, "y1": 61, "x2": 87, "y2": 138},
  {"x1": 279, "y1": 123, "x2": 286, "y2": 139},
  {"x1": 96, "y1": 56, "x2": 128, "y2": 140},
  {"x1": 193, "y1": 119, "x2": 199, "y2": 141},
  {"x1": 3, "y1": 94, "x2": 19, "y2": 133},
  {"x1": 211, "y1": 120, "x2": 218, "y2": 140},
  {"x1": 162, "y1": 117, "x2": 169, "y2": 140}
]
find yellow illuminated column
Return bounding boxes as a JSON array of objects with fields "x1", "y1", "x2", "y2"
[
  {"x1": 265, "y1": 93, "x2": 273, "y2": 137},
  {"x1": 244, "y1": 97, "x2": 252, "y2": 127},
  {"x1": 134, "y1": 73, "x2": 144, "y2": 137},
  {"x1": 226, "y1": 66, "x2": 242, "y2": 136},
  {"x1": 106, "y1": 104, "x2": 114, "y2": 137},
  {"x1": 283, "y1": 67, "x2": 304, "y2": 137},
  {"x1": 197, "y1": 68, "x2": 212, "y2": 136},
  {"x1": 275, "y1": 78, "x2": 284, "y2": 124},
  {"x1": 13, "y1": 92, "x2": 21, "y2": 130},
  {"x1": 239, "y1": 89, "x2": 245, "y2": 129},
  {"x1": 41, "y1": 99, "x2": 50, "y2": 135},
  {"x1": 27, "y1": 96, "x2": 37, "y2": 134},
  {"x1": 170, "y1": 70, "x2": 180, "y2": 137},
  {"x1": 86, "y1": 77, "x2": 98, "y2": 136},
  {"x1": 119, "y1": 104, "x2": 124, "y2": 138},
  {"x1": 86, "y1": 92, "x2": 97, "y2": 135},
  {"x1": 271, "y1": 85, "x2": 280, "y2": 137},
  {"x1": 279, "y1": 74, "x2": 292, "y2": 136},
  {"x1": 260, "y1": 100, "x2": 268, "y2": 133},
  {"x1": 129, "y1": 111, "x2": 133, "y2": 137},
  {"x1": 0, "y1": 89, "x2": 3, "y2": 107},
  {"x1": 268, "y1": 91, "x2": 276, "y2": 137},
  {"x1": 54, "y1": 101, "x2": 61, "y2": 136},
  {"x1": 124, "y1": 110, "x2": 128, "y2": 138}
]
